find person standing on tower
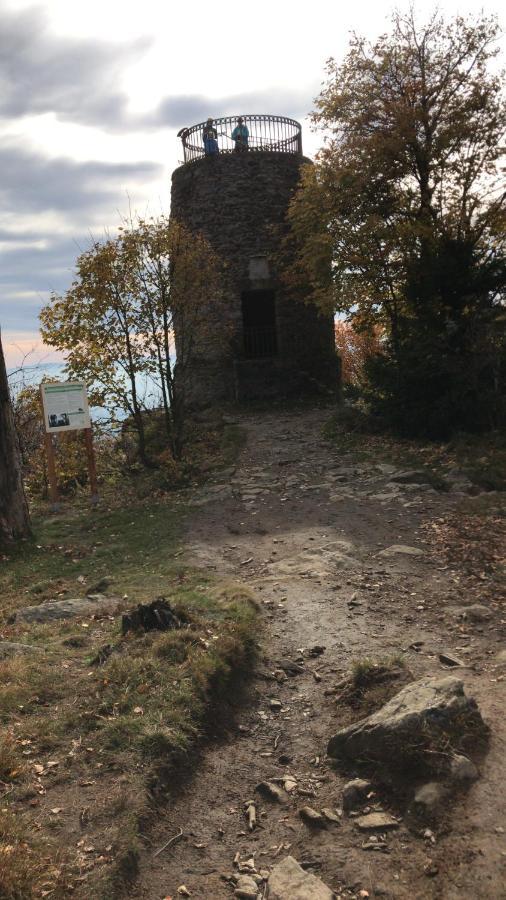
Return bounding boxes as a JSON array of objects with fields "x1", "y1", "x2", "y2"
[
  {"x1": 232, "y1": 117, "x2": 249, "y2": 152},
  {"x1": 203, "y1": 118, "x2": 219, "y2": 155}
]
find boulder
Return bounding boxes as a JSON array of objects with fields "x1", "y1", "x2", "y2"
[
  {"x1": 15, "y1": 594, "x2": 122, "y2": 624},
  {"x1": 267, "y1": 856, "x2": 334, "y2": 900},
  {"x1": 0, "y1": 641, "x2": 45, "y2": 660},
  {"x1": 328, "y1": 676, "x2": 487, "y2": 773}
]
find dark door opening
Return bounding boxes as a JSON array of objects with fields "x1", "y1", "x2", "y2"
[{"x1": 241, "y1": 290, "x2": 277, "y2": 358}]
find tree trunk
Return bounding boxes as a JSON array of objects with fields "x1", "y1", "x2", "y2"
[{"x1": 0, "y1": 333, "x2": 31, "y2": 543}]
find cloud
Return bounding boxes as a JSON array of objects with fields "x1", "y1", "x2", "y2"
[
  {"x1": 0, "y1": 142, "x2": 163, "y2": 335},
  {"x1": 150, "y1": 86, "x2": 316, "y2": 130},
  {"x1": 0, "y1": 3, "x2": 316, "y2": 134},
  {"x1": 0, "y1": 2, "x2": 150, "y2": 130},
  {"x1": 0, "y1": 142, "x2": 162, "y2": 215}
]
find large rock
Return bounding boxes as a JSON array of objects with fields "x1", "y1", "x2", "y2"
[
  {"x1": 267, "y1": 857, "x2": 334, "y2": 900},
  {"x1": 0, "y1": 641, "x2": 45, "y2": 660},
  {"x1": 328, "y1": 676, "x2": 487, "y2": 773},
  {"x1": 15, "y1": 594, "x2": 122, "y2": 624}
]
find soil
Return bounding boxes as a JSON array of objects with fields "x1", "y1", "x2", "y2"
[{"x1": 131, "y1": 407, "x2": 506, "y2": 900}]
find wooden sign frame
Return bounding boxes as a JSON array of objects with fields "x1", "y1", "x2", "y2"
[{"x1": 40, "y1": 384, "x2": 99, "y2": 509}]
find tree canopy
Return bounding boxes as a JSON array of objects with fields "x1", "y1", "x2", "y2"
[{"x1": 287, "y1": 11, "x2": 506, "y2": 435}]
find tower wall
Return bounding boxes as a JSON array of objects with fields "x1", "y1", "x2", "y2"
[{"x1": 170, "y1": 152, "x2": 338, "y2": 405}]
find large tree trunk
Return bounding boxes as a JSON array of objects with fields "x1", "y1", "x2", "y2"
[{"x1": 0, "y1": 332, "x2": 31, "y2": 543}]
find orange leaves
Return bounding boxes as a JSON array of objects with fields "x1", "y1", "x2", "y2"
[{"x1": 334, "y1": 320, "x2": 384, "y2": 385}]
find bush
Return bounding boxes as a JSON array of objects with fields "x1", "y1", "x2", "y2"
[{"x1": 364, "y1": 238, "x2": 506, "y2": 439}]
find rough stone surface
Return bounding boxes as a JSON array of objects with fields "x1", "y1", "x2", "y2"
[
  {"x1": 171, "y1": 154, "x2": 339, "y2": 405},
  {"x1": 390, "y1": 470, "x2": 435, "y2": 486},
  {"x1": 15, "y1": 594, "x2": 121, "y2": 624},
  {"x1": 342, "y1": 778, "x2": 372, "y2": 812},
  {"x1": 299, "y1": 806, "x2": 326, "y2": 828},
  {"x1": 378, "y1": 545, "x2": 424, "y2": 558},
  {"x1": 235, "y1": 874, "x2": 259, "y2": 899},
  {"x1": 328, "y1": 676, "x2": 487, "y2": 771},
  {"x1": 355, "y1": 813, "x2": 400, "y2": 831},
  {"x1": 267, "y1": 856, "x2": 334, "y2": 900},
  {"x1": 450, "y1": 754, "x2": 479, "y2": 782},
  {"x1": 255, "y1": 781, "x2": 286, "y2": 803},
  {"x1": 453, "y1": 604, "x2": 492, "y2": 622},
  {"x1": 408, "y1": 782, "x2": 446, "y2": 820},
  {"x1": 0, "y1": 641, "x2": 45, "y2": 660}
]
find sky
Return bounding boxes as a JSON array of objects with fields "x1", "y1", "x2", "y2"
[{"x1": 1, "y1": 0, "x2": 504, "y2": 368}]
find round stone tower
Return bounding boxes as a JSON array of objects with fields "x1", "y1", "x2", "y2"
[{"x1": 170, "y1": 113, "x2": 338, "y2": 405}]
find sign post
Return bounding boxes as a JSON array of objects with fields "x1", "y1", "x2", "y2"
[
  {"x1": 42, "y1": 430, "x2": 60, "y2": 511},
  {"x1": 40, "y1": 382, "x2": 98, "y2": 508}
]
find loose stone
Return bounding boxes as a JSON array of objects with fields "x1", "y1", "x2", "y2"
[
  {"x1": 342, "y1": 778, "x2": 373, "y2": 812},
  {"x1": 267, "y1": 856, "x2": 334, "y2": 900},
  {"x1": 255, "y1": 781, "x2": 286, "y2": 803},
  {"x1": 355, "y1": 813, "x2": 400, "y2": 831},
  {"x1": 299, "y1": 806, "x2": 327, "y2": 828}
]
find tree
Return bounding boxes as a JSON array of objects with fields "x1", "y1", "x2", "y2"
[
  {"x1": 0, "y1": 332, "x2": 31, "y2": 543},
  {"x1": 287, "y1": 11, "x2": 506, "y2": 435},
  {"x1": 40, "y1": 217, "x2": 221, "y2": 462}
]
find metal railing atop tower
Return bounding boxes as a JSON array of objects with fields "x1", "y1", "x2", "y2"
[{"x1": 177, "y1": 114, "x2": 303, "y2": 164}]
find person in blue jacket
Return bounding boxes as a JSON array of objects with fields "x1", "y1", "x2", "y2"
[
  {"x1": 203, "y1": 118, "x2": 219, "y2": 155},
  {"x1": 232, "y1": 117, "x2": 249, "y2": 152}
]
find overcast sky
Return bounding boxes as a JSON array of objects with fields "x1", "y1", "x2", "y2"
[{"x1": 1, "y1": 0, "x2": 504, "y2": 367}]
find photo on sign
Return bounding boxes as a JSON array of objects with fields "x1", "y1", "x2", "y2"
[{"x1": 48, "y1": 413, "x2": 70, "y2": 428}]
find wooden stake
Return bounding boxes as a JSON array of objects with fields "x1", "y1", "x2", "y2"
[
  {"x1": 43, "y1": 432, "x2": 60, "y2": 511},
  {"x1": 84, "y1": 427, "x2": 99, "y2": 504}
]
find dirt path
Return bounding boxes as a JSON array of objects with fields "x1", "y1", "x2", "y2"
[{"x1": 131, "y1": 408, "x2": 506, "y2": 900}]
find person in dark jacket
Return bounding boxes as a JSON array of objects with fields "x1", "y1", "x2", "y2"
[{"x1": 203, "y1": 118, "x2": 219, "y2": 155}]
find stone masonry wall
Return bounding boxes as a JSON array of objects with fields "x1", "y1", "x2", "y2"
[{"x1": 170, "y1": 152, "x2": 338, "y2": 404}]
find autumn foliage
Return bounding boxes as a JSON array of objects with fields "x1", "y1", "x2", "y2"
[
  {"x1": 287, "y1": 11, "x2": 506, "y2": 436},
  {"x1": 40, "y1": 217, "x2": 222, "y2": 463},
  {"x1": 334, "y1": 322, "x2": 383, "y2": 387}
]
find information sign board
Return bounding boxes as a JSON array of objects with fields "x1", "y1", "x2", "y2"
[{"x1": 41, "y1": 382, "x2": 91, "y2": 433}]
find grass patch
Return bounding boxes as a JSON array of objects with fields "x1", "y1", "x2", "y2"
[
  {"x1": 351, "y1": 653, "x2": 406, "y2": 690},
  {"x1": 0, "y1": 496, "x2": 257, "y2": 899},
  {"x1": 333, "y1": 655, "x2": 410, "y2": 718}
]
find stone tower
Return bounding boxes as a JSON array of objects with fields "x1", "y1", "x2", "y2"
[{"x1": 170, "y1": 113, "x2": 338, "y2": 405}]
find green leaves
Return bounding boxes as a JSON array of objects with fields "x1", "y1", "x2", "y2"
[{"x1": 40, "y1": 217, "x2": 222, "y2": 462}]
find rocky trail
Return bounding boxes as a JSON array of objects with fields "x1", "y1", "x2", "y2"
[{"x1": 131, "y1": 408, "x2": 506, "y2": 900}]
